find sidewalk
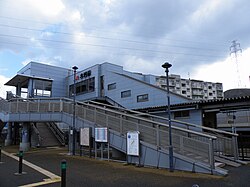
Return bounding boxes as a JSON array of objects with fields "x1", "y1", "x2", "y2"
[{"x1": 1, "y1": 145, "x2": 250, "y2": 187}]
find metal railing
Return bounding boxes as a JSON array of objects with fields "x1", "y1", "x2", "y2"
[
  {"x1": 87, "y1": 100, "x2": 239, "y2": 161},
  {"x1": 1, "y1": 97, "x2": 217, "y2": 169},
  {"x1": 47, "y1": 122, "x2": 65, "y2": 146}
]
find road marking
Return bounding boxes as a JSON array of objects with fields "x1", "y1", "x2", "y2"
[
  {"x1": 2, "y1": 150, "x2": 61, "y2": 186},
  {"x1": 19, "y1": 178, "x2": 61, "y2": 187}
]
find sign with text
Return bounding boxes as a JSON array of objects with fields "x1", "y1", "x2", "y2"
[
  {"x1": 127, "y1": 131, "x2": 140, "y2": 156},
  {"x1": 95, "y1": 127, "x2": 108, "y2": 142},
  {"x1": 80, "y1": 128, "x2": 91, "y2": 146}
]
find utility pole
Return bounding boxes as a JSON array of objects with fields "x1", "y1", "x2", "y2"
[{"x1": 230, "y1": 40, "x2": 242, "y2": 87}]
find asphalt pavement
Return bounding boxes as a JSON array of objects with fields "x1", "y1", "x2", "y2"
[{"x1": 1, "y1": 145, "x2": 250, "y2": 187}]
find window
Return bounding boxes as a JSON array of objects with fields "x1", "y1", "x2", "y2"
[
  {"x1": 182, "y1": 90, "x2": 187, "y2": 94},
  {"x1": 33, "y1": 79, "x2": 52, "y2": 97},
  {"x1": 137, "y1": 94, "x2": 148, "y2": 102},
  {"x1": 121, "y1": 90, "x2": 131, "y2": 98},
  {"x1": 108, "y1": 83, "x2": 116, "y2": 90},
  {"x1": 174, "y1": 110, "x2": 190, "y2": 118},
  {"x1": 69, "y1": 77, "x2": 95, "y2": 96}
]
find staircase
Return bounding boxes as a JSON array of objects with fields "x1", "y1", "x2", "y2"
[{"x1": 35, "y1": 123, "x2": 62, "y2": 147}]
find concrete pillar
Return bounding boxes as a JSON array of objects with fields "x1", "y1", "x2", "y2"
[
  {"x1": 28, "y1": 79, "x2": 34, "y2": 98},
  {"x1": 16, "y1": 81, "x2": 21, "y2": 97},
  {"x1": 20, "y1": 122, "x2": 30, "y2": 151},
  {"x1": 4, "y1": 122, "x2": 13, "y2": 146}
]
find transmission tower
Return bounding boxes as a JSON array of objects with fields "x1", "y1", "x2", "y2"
[{"x1": 230, "y1": 40, "x2": 242, "y2": 87}]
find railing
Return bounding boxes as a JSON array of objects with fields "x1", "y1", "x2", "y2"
[
  {"x1": 87, "y1": 100, "x2": 239, "y2": 161},
  {"x1": 47, "y1": 122, "x2": 65, "y2": 146},
  {"x1": 0, "y1": 98, "x2": 217, "y2": 169},
  {"x1": 31, "y1": 123, "x2": 42, "y2": 147}
]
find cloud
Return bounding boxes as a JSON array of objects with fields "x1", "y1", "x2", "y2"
[
  {"x1": 0, "y1": 0, "x2": 250, "y2": 92},
  {"x1": 193, "y1": 47, "x2": 250, "y2": 91},
  {"x1": 0, "y1": 75, "x2": 15, "y2": 99}
]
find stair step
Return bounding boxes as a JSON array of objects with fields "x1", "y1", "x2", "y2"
[
  {"x1": 36, "y1": 123, "x2": 61, "y2": 147},
  {"x1": 215, "y1": 156, "x2": 241, "y2": 167}
]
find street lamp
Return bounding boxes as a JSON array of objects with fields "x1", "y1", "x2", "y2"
[
  {"x1": 72, "y1": 65, "x2": 78, "y2": 155},
  {"x1": 162, "y1": 62, "x2": 174, "y2": 172}
]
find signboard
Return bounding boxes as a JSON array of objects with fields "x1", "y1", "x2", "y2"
[
  {"x1": 80, "y1": 128, "x2": 91, "y2": 146},
  {"x1": 95, "y1": 127, "x2": 108, "y2": 142},
  {"x1": 127, "y1": 131, "x2": 140, "y2": 156}
]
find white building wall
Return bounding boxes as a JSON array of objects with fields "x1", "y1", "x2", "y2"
[{"x1": 18, "y1": 62, "x2": 71, "y2": 98}]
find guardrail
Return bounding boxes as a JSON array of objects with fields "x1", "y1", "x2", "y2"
[
  {"x1": 1, "y1": 98, "x2": 217, "y2": 169},
  {"x1": 88, "y1": 100, "x2": 239, "y2": 161}
]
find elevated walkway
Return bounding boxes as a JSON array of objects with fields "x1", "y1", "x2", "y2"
[{"x1": 0, "y1": 97, "x2": 240, "y2": 175}]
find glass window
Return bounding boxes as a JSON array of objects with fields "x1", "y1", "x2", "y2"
[
  {"x1": 108, "y1": 83, "x2": 116, "y2": 90},
  {"x1": 33, "y1": 79, "x2": 52, "y2": 97},
  {"x1": 174, "y1": 110, "x2": 190, "y2": 118},
  {"x1": 121, "y1": 90, "x2": 131, "y2": 98},
  {"x1": 137, "y1": 94, "x2": 148, "y2": 102},
  {"x1": 69, "y1": 77, "x2": 95, "y2": 96}
]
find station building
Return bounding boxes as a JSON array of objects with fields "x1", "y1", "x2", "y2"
[
  {"x1": 5, "y1": 61, "x2": 250, "y2": 130},
  {"x1": 2, "y1": 61, "x2": 250, "y2": 173},
  {"x1": 5, "y1": 61, "x2": 191, "y2": 109}
]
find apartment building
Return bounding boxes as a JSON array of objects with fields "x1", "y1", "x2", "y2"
[{"x1": 155, "y1": 74, "x2": 224, "y2": 100}]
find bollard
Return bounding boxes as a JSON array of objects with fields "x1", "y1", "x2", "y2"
[
  {"x1": 0, "y1": 145, "x2": 2, "y2": 162},
  {"x1": 61, "y1": 159, "x2": 67, "y2": 187},
  {"x1": 18, "y1": 151, "x2": 23, "y2": 174},
  {"x1": 0, "y1": 145, "x2": 2, "y2": 163}
]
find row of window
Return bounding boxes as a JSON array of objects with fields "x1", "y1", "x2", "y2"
[
  {"x1": 121, "y1": 90, "x2": 148, "y2": 102},
  {"x1": 69, "y1": 77, "x2": 95, "y2": 96},
  {"x1": 108, "y1": 83, "x2": 148, "y2": 102}
]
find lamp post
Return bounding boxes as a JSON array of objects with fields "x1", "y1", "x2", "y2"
[
  {"x1": 162, "y1": 62, "x2": 174, "y2": 172},
  {"x1": 72, "y1": 65, "x2": 78, "y2": 155}
]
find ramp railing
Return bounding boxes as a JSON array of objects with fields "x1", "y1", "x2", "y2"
[
  {"x1": 1, "y1": 98, "x2": 217, "y2": 169},
  {"x1": 87, "y1": 100, "x2": 239, "y2": 161}
]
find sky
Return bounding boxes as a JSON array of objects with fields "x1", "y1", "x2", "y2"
[{"x1": 0, "y1": 0, "x2": 250, "y2": 98}]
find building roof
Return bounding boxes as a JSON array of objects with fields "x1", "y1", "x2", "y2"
[
  {"x1": 224, "y1": 88, "x2": 250, "y2": 98},
  {"x1": 137, "y1": 95, "x2": 250, "y2": 112},
  {"x1": 5, "y1": 74, "x2": 53, "y2": 87}
]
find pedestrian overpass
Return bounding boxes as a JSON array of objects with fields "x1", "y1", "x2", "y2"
[{"x1": 0, "y1": 97, "x2": 243, "y2": 175}]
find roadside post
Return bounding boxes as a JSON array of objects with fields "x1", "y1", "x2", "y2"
[{"x1": 61, "y1": 159, "x2": 67, "y2": 187}]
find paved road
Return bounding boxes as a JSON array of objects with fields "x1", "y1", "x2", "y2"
[{"x1": 1, "y1": 146, "x2": 250, "y2": 187}]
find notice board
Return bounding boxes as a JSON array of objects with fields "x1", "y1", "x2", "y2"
[
  {"x1": 80, "y1": 128, "x2": 91, "y2": 146},
  {"x1": 127, "y1": 131, "x2": 140, "y2": 156},
  {"x1": 95, "y1": 127, "x2": 108, "y2": 142}
]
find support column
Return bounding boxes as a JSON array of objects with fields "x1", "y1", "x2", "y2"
[
  {"x1": 4, "y1": 122, "x2": 13, "y2": 146},
  {"x1": 68, "y1": 126, "x2": 73, "y2": 155},
  {"x1": 16, "y1": 81, "x2": 21, "y2": 97},
  {"x1": 20, "y1": 123, "x2": 30, "y2": 151}
]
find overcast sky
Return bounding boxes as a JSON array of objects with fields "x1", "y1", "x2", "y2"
[{"x1": 0, "y1": 0, "x2": 250, "y2": 98}]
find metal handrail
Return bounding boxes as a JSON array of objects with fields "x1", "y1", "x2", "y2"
[
  {"x1": 85, "y1": 101, "x2": 239, "y2": 160},
  {"x1": 88, "y1": 100, "x2": 238, "y2": 137},
  {"x1": 2, "y1": 97, "x2": 216, "y2": 168},
  {"x1": 85, "y1": 100, "x2": 239, "y2": 160},
  {"x1": 47, "y1": 122, "x2": 65, "y2": 145}
]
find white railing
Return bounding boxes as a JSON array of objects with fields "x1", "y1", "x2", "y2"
[
  {"x1": 1, "y1": 98, "x2": 217, "y2": 169},
  {"x1": 87, "y1": 100, "x2": 239, "y2": 161}
]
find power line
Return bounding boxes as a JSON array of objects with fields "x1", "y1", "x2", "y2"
[
  {"x1": 0, "y1": 15, "x2": 228, "y2": 47},
  {"x1": 0, "y1": 40, "x2": 223, "y2": 62},
  {"x1": 0, "y1": 23, "x2": 226, "y2": 53},
  {"x1": 0, "y1": 33, "x2": 226, "y2": 58}
]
